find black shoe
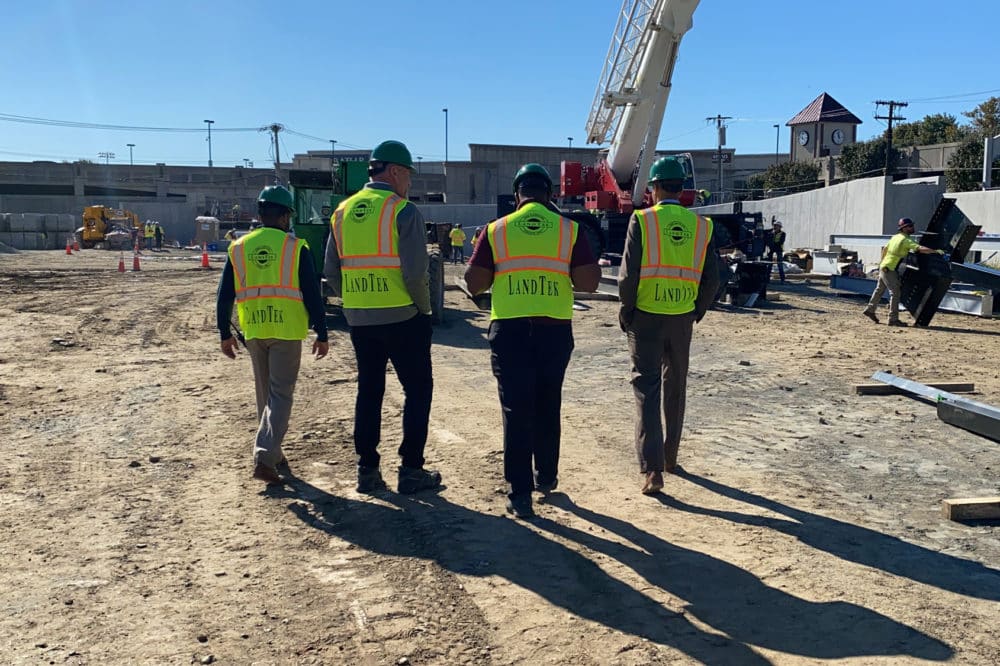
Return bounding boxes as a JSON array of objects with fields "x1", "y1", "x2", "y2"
[
  {"x1": 397, "y1": 466, "x2": 442, "y2": 494},
  {"x1": 533, "y1": 472, "x2": 558, "y2": 494},
  {"x1": 888, "y1": 320, "x2": 908, "y2": 327},
  {"x1": 506, "y1": 494, "x2": 535, "y2": 519},
  {"x1": 862, "y1": 310, "x2": 879, "y2": 324},
  {"x1": 356, "y1": 465, "x2": 387, "y2": 494}
]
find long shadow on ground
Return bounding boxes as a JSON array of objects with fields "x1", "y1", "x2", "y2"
[
  {"x1": 276, "y1": 476, "x2": 951, "y2": 662},
  {"x1": 664, "y1": 470, "x2": 1000, "y2": 602}
]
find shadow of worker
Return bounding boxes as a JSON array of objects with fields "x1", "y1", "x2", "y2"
[
  {"x1": 669, "y1": 470, "x2": 1000, "y2": 603},
  {"x1": 542, "y1": 494, "x2": 952, "y2": 662},
  {"x1": 280, "y1": 477, "x2": 770, "y2": 665}
]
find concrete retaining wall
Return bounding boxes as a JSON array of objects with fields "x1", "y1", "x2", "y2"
[{"x1": 946, "y1": 190, "x2": 1000, "y2": 232}]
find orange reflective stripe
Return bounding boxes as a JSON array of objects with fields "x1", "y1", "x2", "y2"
[
  {"x1": 557, "y1": 217, "x2": 573, "y2": 260},
  {"x1": 235, "y1": 286, "x2": 303, "y2": 301},
  {"x1": 377, "y1": 194, "x2": 402, "y2": 255},
  {"x1": 341, "y1": 256, "x2": 402, "y2": 269},
  {"x1": 693, "y1": 215, "x2": 708, "y2": 268},
  {"x1": 231, "y1": 242, "x2": 247, "y2": 289},
  {"x1": 332, "y1": 209, "x2": 344, "y2": 256},
  {"x1": 279, "y1": 235, "x2": 294, "y2": 286},
  {"x1": 495, "y1": 257, "x2": 570, "y2": 274}
]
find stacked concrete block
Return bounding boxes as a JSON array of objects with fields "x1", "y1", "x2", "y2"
[
  {"x1": 0, "y1": 213, "x2": 75, "y2": 249},
  {"x1": 0, "y1": 213, "x2": 10, "y2": 232}
]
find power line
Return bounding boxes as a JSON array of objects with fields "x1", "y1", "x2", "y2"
[
  {"x1": 0, "y1": 112, "x2": 258, "y2": 133},
  {"x1": 908, "y1": 87, "x2": 1000, "y2": 103}
]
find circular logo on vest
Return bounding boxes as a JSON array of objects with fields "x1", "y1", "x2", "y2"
[
  {"x1": 251, "y1": 245, "x2": 276, "y2": 268},
  {"x1": 351, "y1": 201, "x2": 372, "y2": 223},
  {"x1": 664, "y1": 223, "x2": 693, "y2": 246},
  {"x1": 514, "y1": 215, "x2": 553, "y2": 236}
]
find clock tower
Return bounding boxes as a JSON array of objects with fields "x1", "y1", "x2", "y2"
[{"x1": 787, "y1": 92, "x2": 862, "y2": 163}]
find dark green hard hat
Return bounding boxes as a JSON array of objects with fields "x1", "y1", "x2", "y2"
[
  {"x1": 257, "y1": 185, "x2": 294, "y2": 211},
  {"x1": 512, "y1": 163, "x2": 552, "y2": 193},
  {"x1": 371, "y1": 140, "x2": 415, "y2": 171},
  {"x1": 649, "y1": 157, "x2": 686, "y2": 183}
]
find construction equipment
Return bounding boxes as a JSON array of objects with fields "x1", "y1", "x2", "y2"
[
  {"x1": 560, "y1": 0, "x2": 702, "y2": 258},
  {"x1": 77, "y1": 205, "x2": 141, "y2": 250}
]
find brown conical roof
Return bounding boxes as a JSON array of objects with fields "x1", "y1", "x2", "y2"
[{"x1": 787, "y1": 93, "x2": 862, "y2": 126}]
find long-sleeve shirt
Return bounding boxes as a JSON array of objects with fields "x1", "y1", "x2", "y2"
[
  {"x1": 216, "y1": 237, "x2": 328, "y2": 342},
  {"x1": 618, "y1": 200, "x2": 720, "y2": 320},
  {"x1": 323, "y1": 182, "x2": 431, "y2": 326}
]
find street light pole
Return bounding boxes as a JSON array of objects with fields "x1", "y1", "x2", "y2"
[
  {"x1": 442, "y1": 107, "x2": 449, "y2": 201},
  {"x1": 126, "y1": 143, "x2": 135, "y2": 166},
  {"x1": 567, "y1": 137, "x2": 573, "y2": 149},
  {"x1": 417, "y1": 156, "x2": 423, "y2": 173},
  {"x1": 329, "y1": 139, "x2": 336, "y2": 162},
  {"x1": 203, "y1": 119, "x2": 215, "y2": 171},
  {"x1": 773, "y1": 124, "x2": 780, "y2": 166}
]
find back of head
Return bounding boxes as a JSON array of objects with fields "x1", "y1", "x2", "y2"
[
  {"x1": 513, "y1": 163, "x2": 553, "y2": 201},
  {"x1": 648, "y1": 157, "x2": 686, "y2": 195},
  {"x1": 257, "y1": 185, "x2": 294, "y2": 224},
  {"x1": 369, "y1": 140, "x2": 415, "y2": 177}
]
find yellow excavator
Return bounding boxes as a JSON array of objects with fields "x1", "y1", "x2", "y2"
[{"x1": 77, "y1": 206, "x2": 141, "y2": 249}]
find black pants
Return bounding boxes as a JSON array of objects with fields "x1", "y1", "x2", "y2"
[
  {"x1": 350, "y1": 314, "x2": 433, "y2": 469},
  {"x1": 489, "y1": 319, "x2": 574, "y2": 497}
]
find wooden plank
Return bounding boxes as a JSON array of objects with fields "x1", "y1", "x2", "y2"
[
  {"x1": 941, "y1": 497, "x2": 1000, "y2": 521},
  {"x1": 855, "y1": 382, "x2": 975, "y2": 396}
]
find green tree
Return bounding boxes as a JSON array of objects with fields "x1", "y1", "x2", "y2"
[
  {"x1": 885, "y1": 114, "x2": 965, "y2": 148},
  {"x1": 946, "y1": 136, "x2": 1000, "y2": 192},
  {"x1": 963, "y1": 96, "x2": 1000, "y2": 137},
  {"x1": 837, "y1": 136, "x2": 901, "y2": 179},
  {"x1": 744, "y1": 161, "x2": 821, "y2": 197}
]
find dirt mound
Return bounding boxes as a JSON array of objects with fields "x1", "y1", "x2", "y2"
[{"x1": 0, "y1": 240, "x2": 18, "y2": 254}]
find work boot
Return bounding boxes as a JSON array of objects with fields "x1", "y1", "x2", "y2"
[
  {"x1": 888, "y1": 320, "x2": 908, "y2": 327},
  {"x1": 533, "y1": 471, "x2": 558, "y2": 494},
  {"x1": 506, "y1": 493, "x2": 535, "y2": 520},
  {"x1": 397, "y1": 466, "x2": 442, "y2": 495},
  {"x1": 641, "y1": 471, "x2": 664, "y2": 495},
  {"x1": 252, "y1": 462, "x2": 284, "y2": 486},
  {"x1": 356, "y1": 465, "x2": 387, "y2": 494},
  {"x1": 862, "y1": 310, "x2": 879, "y2": 324}
]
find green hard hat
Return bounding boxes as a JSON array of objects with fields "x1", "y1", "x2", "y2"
[
  {"x1": 371, "y1": 140, "x2": 415, "y2": 171},
  {"x1": 649, "y1": 157, "x2": 686, "y2": 183},
  {"x1": 512, "y1": 163, "x2": 552, "y2": 193},
  {"x1": 257, "y1": 185, "x2": 294, "y2": 211}
]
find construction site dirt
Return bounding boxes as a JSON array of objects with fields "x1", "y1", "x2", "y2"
[{"x1": 2, "y1": 249, "x2": 999, "y2": 665}]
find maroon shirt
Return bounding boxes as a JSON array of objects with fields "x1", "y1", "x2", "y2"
[{"x1": 468, "y1": 202, "x2": 597, "y2": 324}]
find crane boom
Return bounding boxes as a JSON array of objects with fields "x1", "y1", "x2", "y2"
[{"x1": 585, "y1": 0, "x2": 700, "y2": 206}]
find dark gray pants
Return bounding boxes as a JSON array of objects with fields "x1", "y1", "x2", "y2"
[
  {"x1": 246, "y1": 338, "x2": 302, "y2": 468},
  {"x1": 865, "y1": 267, "x2": 903, "y2": 322},
  {"x1": 627, "y1": 310, "x2": 695, "y2": 473}
]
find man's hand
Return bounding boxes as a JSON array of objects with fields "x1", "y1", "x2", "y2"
[
  {"x1": 313, "y1": 340, "x2": 329, "y2": 359},
  {"x1": 220, "y1": 337, "x2": 238, "y2": 359}
]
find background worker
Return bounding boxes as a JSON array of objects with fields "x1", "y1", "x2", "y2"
[
  {"x1": 464, "y1": 163, "x2": 600, "y2": 519},
  {"x1": 324, "y1": 140, "x2": 442, "y2": 496},
  {"x1": 767, "y1": 218, "x2": 786, "y2": 283},
  {"x1": 144, "y1": 221, "x2": 155, "y2": 250},
  {"x1": 154, "y1": 222, "x2": 164, "y2": 251},
  {"x1": 449, "y1": 224, "x2": 467, "y2": 264},
  {"x1": 216, "y1": 185, "x2": 329, "y2": 485},
  {"x1": 863, "y1": 217, "x2": 945, "y2": 327},
  {"x1": 618, "y1": 157, "x2": 720, "y2": 496}
]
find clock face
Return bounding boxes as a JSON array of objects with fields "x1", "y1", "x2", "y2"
[
  {"x1": 798, "y1": 130, "x2": 809, "y2": 146},
  {"x1": 832, "y1": 128, "x2": 845, "y2": 145}
]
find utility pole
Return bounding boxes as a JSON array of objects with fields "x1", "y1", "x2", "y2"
[
  {"x1": 707, "y1": 114, "x2": 732, "y2": 196},
  {"x1": 875, "y1": 100, "x2": 907, "y2": 176},
  {"x1": 203, "y1": 119, "x2": 215, "y2": 171},
  {"x1": 267, "y1": 123, "x2": 283, "y2": 184},
  {"x1": 126, "y1": 143, "x2": 135, "y2": 181},
  {"x1": 98, "y1": 151, "x2": 115, "y2": 166}
]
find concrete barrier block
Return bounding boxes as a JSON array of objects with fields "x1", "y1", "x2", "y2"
[
  {"x1": 39, "y1": 231, "x2": 58, "y2": 250},
  {"x1": 60, "y1": 214, "x2": 78, "y2": 233},
  {"x1": 0, "y1": 213, "x2": 10, "y2": 232},
  {"x1": 10, "y1": 213, "x2": 45, "y2": 233},
  {"x1": 20, "y1": 232, "x2": 42, "y2": 250},
  {"x1": 0, "y1": 231, "x2": 15, "y2": 247}
]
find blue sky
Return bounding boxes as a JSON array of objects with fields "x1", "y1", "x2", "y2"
[{"x1": 2, "y1": 0, "x2": 999, "y2": 167}]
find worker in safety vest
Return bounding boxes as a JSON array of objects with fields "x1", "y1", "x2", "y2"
[
  {"x1": 696, "y1": 189, "x2": 712, "y2": 206},
  {"x1": 464, "y1": 163, "x2": 600, "y2": 519},
  {"x1": 216, "y1": 185, "x2": 329, "y2": 485},
  {"x1": 324, "y1": 140, "x2": 442, "y2": 496},
  {"x1": 862, "y1": 217, "x2": 945, "y2": 326},
  {"x1": 618, "y1": 157, "x2": 720, "y2": 495},
  {"x1": 448, "y1": 224, "x2": 467, "y2": 264},
  {"x1": 144, "y1": 221, "x2": 155, "y2": 250}
]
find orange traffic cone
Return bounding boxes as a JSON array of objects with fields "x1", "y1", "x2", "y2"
[
  {"x1": 132, "y1": 250, "x2": 141, "y2": 272},
  {"x1": 200, "y1": 243, "x2": 210, "y2": 269},
  {"x1": 118, "y1": 252, "x2": 125, "y2": 273},
  {"x1": 73, "y1": 239, "x2": 80, "y2": 252},
  {"x1": 65, "y1": 237, "x2": 73, "y2": 255}
]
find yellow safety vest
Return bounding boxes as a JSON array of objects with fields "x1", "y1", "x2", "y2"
[
  {"x1": 449, "y1": 229, "x2": 466, "y2": 244},
  {"x1": 488, "y1": 202, "x2": 576, "y2": 320},
  {"x1": 879, "y1": 232, "x2": 919, "y2": 270},
  {"x1": 144, "y1": 224, "x2": 154, "y2": 238},
  {"x1": 635, "y1": 204, "x2": 712, "y2": 315},
  {"x1": 331, "y1": 187, "x2": 413, "y2": 309},
  {"x1": 228, "y1": 227, "x2": 309, "y2": 340}
]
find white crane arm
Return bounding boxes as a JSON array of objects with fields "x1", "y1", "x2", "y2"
[{"x1": 584, "y1": 0, "x2": 700, "y2": 205}]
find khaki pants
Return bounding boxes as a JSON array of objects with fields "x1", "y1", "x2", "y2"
[
  {"x1": 865, "y1": 268, "x2": 903, "y2": 322},
  {"x1": 246, "y1": 338, "x2": 302, "y2": 467},
  {"x1": 627, "y1": 310, "x2": 695, "y2": 473}
]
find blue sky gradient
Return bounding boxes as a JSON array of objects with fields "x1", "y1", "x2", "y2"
[{"x1": 2, "y1": 0, "x2": 998, "y2": 166}]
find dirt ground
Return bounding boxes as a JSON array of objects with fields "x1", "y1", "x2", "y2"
[{"x1": 1, "y1": 248, "x2": 999, "y2": 665}]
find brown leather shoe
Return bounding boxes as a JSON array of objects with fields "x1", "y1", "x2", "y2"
[
  {"x1": 252, "y1": 462, "x2": 284, "y2": 485},
  {"x1": 641, "y1": 471, "x2": 664, "y2": 495}
]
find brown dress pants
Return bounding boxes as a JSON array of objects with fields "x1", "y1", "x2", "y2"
[{"x1": 627, "y1": 309, "x2": 695, "y2": 473}]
